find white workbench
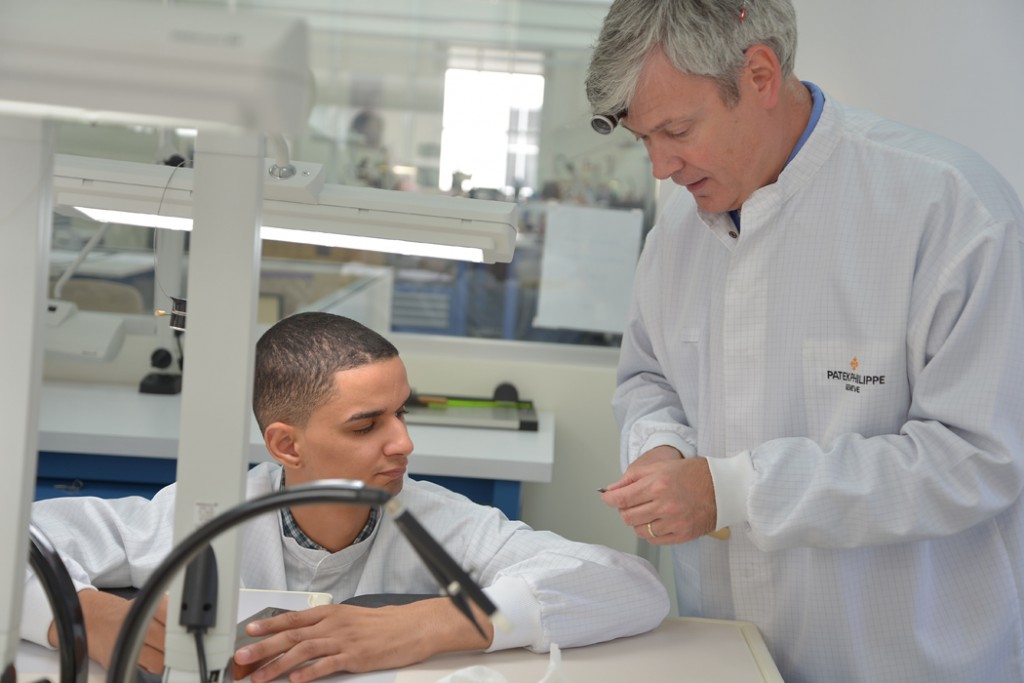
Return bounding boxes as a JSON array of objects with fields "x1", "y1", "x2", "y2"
[
  {"x1": 37, "y1": 381, "x2": 554, "y2": 518},
  {"x1": 18, "y1": 616, "x2": 783, "y2": 683}
]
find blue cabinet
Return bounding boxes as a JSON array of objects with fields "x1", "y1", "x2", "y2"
[
  {"x1": 36, "y1": 451, "x2": 177, "y2": 500},
  {"x1": 35, "y1": 451, "x2": 523, "y2": 519}
]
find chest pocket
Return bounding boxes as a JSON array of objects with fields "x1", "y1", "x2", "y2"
[{"x1": 802, "y1": 338, "x2": 909, "y2": 447}]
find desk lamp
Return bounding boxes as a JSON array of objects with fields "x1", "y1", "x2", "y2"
[
  {"x1": 2, "y1": 3, "x2": 518, "y2": 682},
  {"x1": 0, "y1": 2, "x2": 311, "y2": 682},
  {"x1": 108, "y1": 481, "x2": 504, "y2": 683}
]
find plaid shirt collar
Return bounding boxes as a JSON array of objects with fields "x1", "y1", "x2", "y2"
[{"x1": 279, "y1": 472, "x2": 380, "y2": 551}]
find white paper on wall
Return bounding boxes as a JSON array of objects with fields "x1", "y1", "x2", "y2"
[{"x1": 534, "y1": 204, "x2": 643, "y2": 334}]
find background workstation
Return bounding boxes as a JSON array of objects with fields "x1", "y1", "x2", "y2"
[{"x1": 36, "y1": 0, "x2": 1023, "y2": 622}]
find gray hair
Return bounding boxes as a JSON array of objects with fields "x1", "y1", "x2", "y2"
[{"x1": 585, "y1": 0, "x2": 798, "y2": 115}]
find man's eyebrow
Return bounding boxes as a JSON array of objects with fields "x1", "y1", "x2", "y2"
[
  {"x1": 346, "y1": 409, "x2": 384, "y2": 422},
  {"x1": 623, "y1": 116, "x2": 694, "y2": 137},
  {"x1": 345, "y1": 393, "x2": 412, "y2": 423}
]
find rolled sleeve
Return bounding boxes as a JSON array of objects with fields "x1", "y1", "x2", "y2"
[
  {"x1": 706, "y1": 451, "x2": 755, "y2": 530},
  {"x1": 482, "y1": 575, "x2": 543, "y2": 652}
]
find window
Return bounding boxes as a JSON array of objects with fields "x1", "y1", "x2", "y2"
[{"x1": 439, "y1": 48, "x2": 544, "y2": 198}]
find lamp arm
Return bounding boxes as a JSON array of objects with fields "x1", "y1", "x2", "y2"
[
  {"x1": 28, "y1": 524, "x2": 89, "y2": 683},
  {"x1": 52, "y1": 221, "x2": 111, "y2": 300},
  {"x1": 385, "y1": 499, "x2": 502, "y2": 634}
]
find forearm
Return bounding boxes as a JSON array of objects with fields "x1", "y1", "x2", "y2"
[
  {"x1": 747, "y1": 425, "x2": 1024, "y2": 550},
  {"x1": 481, "y1": 549, "x2": 668, "y2": 652},
  {"x1": 405, "y1": 597, "x2": 493, "y2": 659},
  {"x1": 614, "y1": 378, "x2": 698, "y2": 467},
  {"x1": 233, "y1": 599, "x2": 494, "y2": 681},
  {"x1": 21, "y1": 573, "x2": 60, "y2": 648}
]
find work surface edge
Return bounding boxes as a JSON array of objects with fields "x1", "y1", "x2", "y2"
[
  {"x1": 17, "y1": 617, "x2": 782, "y2": 683},
  {"x1": 38, "y1": 381, "x2": 554, "y2": 483}
]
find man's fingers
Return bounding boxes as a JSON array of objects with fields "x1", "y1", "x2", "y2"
[
  {"x1": 286, "y1": 653, "x2": 355, "y2": 683},
  {"x1": 236, "y1": 629, "x2": 302, "y2": 669},
  {"x1": 248, "y1": 605, "x2": 320, "y2": 637},
  {"x1": 246, "y1": 637, "x2": 333, "y2": 683},
  {"x1": 141, "y1": 616, "x2": 165, "y2": 653},
  {"x1": 137, "y1": 642, "x2": 165, "y2": 674},
  {"x1": 153, "y1": 596, "x2": 168, "y2": 626},
  {"x1": 633, "y1": 523, "x2": 680, "y2": 546},
  {"x1": 618, "y1": 499, "x2": 659, "y2": 527}
]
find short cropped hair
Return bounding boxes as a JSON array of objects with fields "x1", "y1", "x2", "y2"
[
  {"x1": 253, "y1": 312, "x2": 399, "y2": 433},
  {"x1": 585, "y1": 0, "x2": 798, "y2": 115}
]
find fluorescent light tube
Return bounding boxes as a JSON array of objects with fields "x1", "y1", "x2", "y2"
[
  {"x1": 74, "y1": 208, "x2": 485, "y2": 262},
  {"x1": 259, "y1": 227, "x2": 485, "y2": 262},
  {"x1": 75, "y1": 208, "x2": 192, "y2": 233},
  {"x1": 55, "y1": 155, "x2": 517, "y2": 263}
]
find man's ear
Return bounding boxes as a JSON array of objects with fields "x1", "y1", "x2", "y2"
[
  {"x1": 742, "y1": 44, "x2": 782, "y2": 109},
  {"x1": 264, "y1": 422, "x2": 302, "y2": 469}
]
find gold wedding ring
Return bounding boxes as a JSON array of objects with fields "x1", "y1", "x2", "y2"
[{"x1": 647, "y1": 522, "x2": 657, "y2": 538}]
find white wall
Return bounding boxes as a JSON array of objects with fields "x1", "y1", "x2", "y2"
[
  {"x1": 394, "y1": 334, "x2": 635, "y2": 552},
  {"x1": 793, "y1": 0, "x2": 1024, "y2": 199}
]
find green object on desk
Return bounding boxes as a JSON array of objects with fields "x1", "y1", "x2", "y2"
[
  {"x1": 414, "y1": 396, "x2": 533, "y2": 409},
  {"x1": 406, "y1": 386, "x2": 539, "y2": 431}
]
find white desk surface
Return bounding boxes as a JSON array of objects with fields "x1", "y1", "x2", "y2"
[
  {"x1": 17, "y1": 617, "x2": 783, "y2": 683},
  {"x1": 39, "y1": 381, "x2": 554, "y2": 483}
]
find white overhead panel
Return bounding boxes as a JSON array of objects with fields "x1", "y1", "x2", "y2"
[
  {"x1": 0, "y1": 0, "x2": 312, "y2": 136},
  {"x1": 178, "y1": 0, "x2": 611, "y2": 51}
]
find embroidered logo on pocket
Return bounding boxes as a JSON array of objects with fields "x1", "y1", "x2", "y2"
[{"x1": 825, "y1": 356, "x2": 886, "y2": 394}]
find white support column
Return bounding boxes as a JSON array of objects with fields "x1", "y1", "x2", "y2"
[
  {"x1": 0, "y1": 115, "x2": 54, "y2": 681},
  {"x1": 164, "y1": 130, "x2": 264, "y2": 682}
]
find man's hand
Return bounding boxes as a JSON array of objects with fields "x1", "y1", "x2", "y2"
[
  {"x1": 600, "y1": 446, "x2": 718, "y2": 544},
  {"x1": 49, "y1": 590, "x2": 168, "y2": 674},
  {"x1": 232, "y1": 598, "x2": 493, "y2": 682}
]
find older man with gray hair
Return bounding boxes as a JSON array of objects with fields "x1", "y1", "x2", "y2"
[{"x1": 589, "y1": 1, "x2": 1024, "y2": 681}]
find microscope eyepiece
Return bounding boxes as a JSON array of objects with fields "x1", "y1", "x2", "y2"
[{"x1": 590, "y1": 112, "x2": 623, "y2": 135}]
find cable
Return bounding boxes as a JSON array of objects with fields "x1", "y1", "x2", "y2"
[
  {"x1": 174, "y1": 329, "x2": 184, "y2": 371},
  {"x1": 28, "y1": 525, "x2": 88, "y2": 683},
  {"x1": 193, "y1": 631, "x2": 208, "y2": 683},
  {"x1": 151, "y1": 157, "x2": 188, "y2": 306},
  {"x1": 181, "y1": 544, "x2": 218, "y2": 683}
]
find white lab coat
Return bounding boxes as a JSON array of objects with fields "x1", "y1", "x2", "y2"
[
  {"x1": 23, "y1": 463, "x2": 668, "y2": 654},
  {"x1": 614, "y1": 93, "x2": 1024, "y2": 682}
]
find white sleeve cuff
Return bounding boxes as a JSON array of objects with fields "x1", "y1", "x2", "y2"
[
  {"x1": 481, "y1": 576, "x2": 543, "y2": 652},
  {"x1": 639, "y1": 433, "x2": 697, "y2": 458},
  {"x1": 21, "y1": 572, "x2": 58, "y2": 648},
  {"x1": 706, "y1": 451, "x2": 755, "y2": 530}
]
